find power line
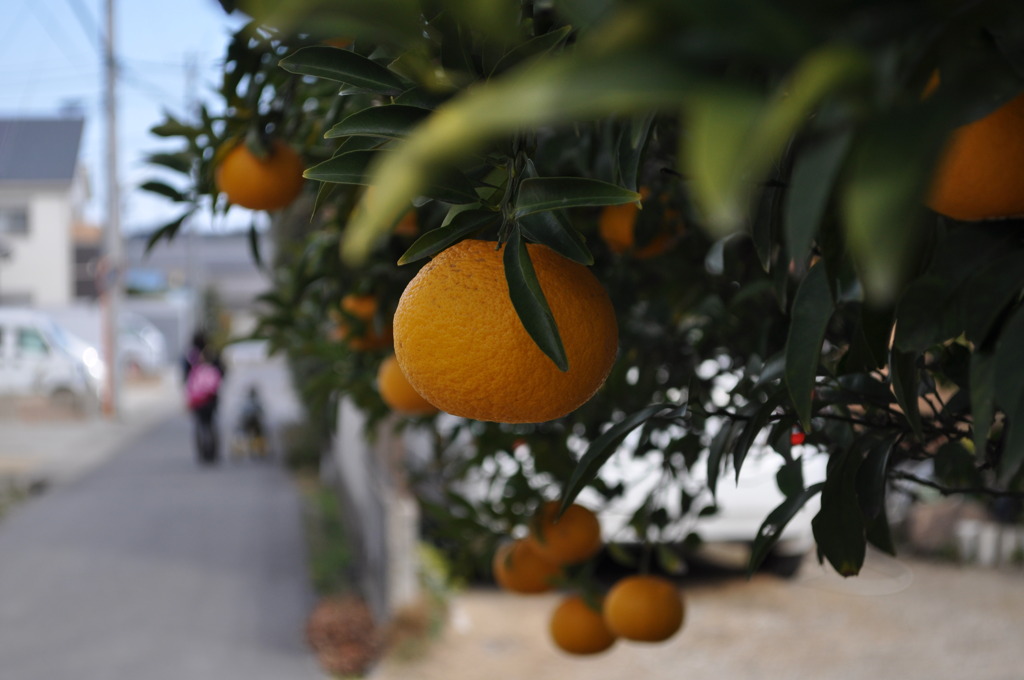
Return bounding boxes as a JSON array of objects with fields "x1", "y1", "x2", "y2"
[
  {"x1": 62, "y1": 0, "x2": 103, "y2": 55},
  {"x1": 25, "y1": 0, "x2": 93, "y2": 66}
]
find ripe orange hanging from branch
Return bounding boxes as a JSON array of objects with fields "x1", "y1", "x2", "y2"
[
  {"x1": 392, "y1": 239, "x2": 618, "y2": 424},
  {"x1": 526, "y1": 501, "x2": 603, "y2": 566},
  {"x1": 377, "y1": 355, "x2": 437, "y2": 416},
  {"x1": 549, "y1": 595, "x2": 617, "y2": 656},
  {"x1": 215, "y1": 139, "x2": 306, "y2": 212},
  {"x1": 330, "y1": 294, "x2": 393, "y2": 351},
  {"x1": 603, "y1": 575, "x2": 685, "y2": 643},
  {"x1": 927, "y1": 89, "x2": 1024, "y2": 221},
  {"x1": 491, "y1": 538, "x2": 562, "y2": 594}
]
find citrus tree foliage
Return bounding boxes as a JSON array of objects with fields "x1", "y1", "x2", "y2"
[{"x1": 145, "y1": 0, "x2": 1024, "y2": 578}]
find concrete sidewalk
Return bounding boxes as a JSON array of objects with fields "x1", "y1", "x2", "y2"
[
  {"x1": 0, "y1": 407, "x2": 326, "y2": 680},
  {"x1": 0, "y1": 352, "x2": 327, "y2": 679}
]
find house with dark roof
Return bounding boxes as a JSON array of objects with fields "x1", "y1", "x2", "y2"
[{"x1": 0, "y1": 117, "x2": 89, "y2": 305}]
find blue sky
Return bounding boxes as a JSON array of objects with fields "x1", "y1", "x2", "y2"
[{"x1": 0, "y1": 0, "x2": 250, "y2": 234}]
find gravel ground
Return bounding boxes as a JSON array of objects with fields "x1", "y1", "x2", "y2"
[{"x1": 371, "y1": 551, "x2": 1024, "y2": 680}]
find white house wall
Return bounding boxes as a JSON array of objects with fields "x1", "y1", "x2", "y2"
[{"x1": 0, "y1": 186, "x2": 72, "y2": 306}]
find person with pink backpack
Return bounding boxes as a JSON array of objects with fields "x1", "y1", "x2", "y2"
[{"x1": 182, "y1": 331, "x2": 226, "y2": 464}]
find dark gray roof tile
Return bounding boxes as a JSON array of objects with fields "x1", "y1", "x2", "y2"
[{"x1": 0, "y1": 117, "x2": 85, "y2": 182}]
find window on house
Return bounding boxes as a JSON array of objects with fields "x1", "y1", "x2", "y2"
[{"x1": 0, "y1": 207, "x2": 28, "y2": 235}]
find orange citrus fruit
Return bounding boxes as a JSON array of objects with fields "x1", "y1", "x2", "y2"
[
  {"x1": 392, "y1": 239, "x2": 618, "y2": 423},
  {"x1": 492, "y1": 539, "x2": 562, "y2": 594},
  {"x1": 927, "y1": 91, "x2": 1024, "y2": 221},
  {"x1": 598, "y1": 189, "x2": 679, "y2": 258},
  {"x1": 549, "y1": 595, "x2": 617, "y2": 656},
  {"x1": 527, "y1": 501, "x2": 603, "y2": 566},
  {"x1": 332, "y1": 294, "x2": 393, "y2": 351},
  {"x1": 377, "y1": 355, "x2": 438, "y2": 415},
  {"x1": 603, "y1": 575, "x2": 685, "y2": 643},
  {"x1": 215, "y1": 139, "x2": 306, "y2": 211}
]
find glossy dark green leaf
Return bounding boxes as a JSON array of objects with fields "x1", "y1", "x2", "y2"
[
  {"x1": 139, "y1": 180, "x2": 186, "y2": 203},
  {"x1": 785, "y1": 262, "x2": 834, "y2": 430},
  {"x1": 962, "y1": 250, "x2": 1024, "y2": 347},
  {"x1": 856, "y1": 436, "x2": 894, "y2": 520},
  {"x1": 970, "y1": 349, "x2": 997, "y2": 457},
  {"x1": 144, "y1": 211, "x2": 192, "y2": 254},
  {"x1": 840, "y1": 110, "x2": 940, "y2": 304},
  {"x1": 733, "y1": 388, "x2": 789, "y2": 482},
  {"x1": 489, "y1": 25, "x2": 573, "y2": 76},
  {"x1": 518, "y1": 210, "x2": 593, "y2": 265},
  {"x1": 145, "y1": 152, "x2": 192, "y2": 175},
  {"x1": 397, "y1": 210, "x2": 498, "y2": 265},
  {"x1": 706, "y1": 419, "x2": 740, "y2": 499},
  {"x1": 935, "y1": 440, "x2": 982, "y2": 487},
  {"x1": 864, "y1": 503, "x2": 896, "y2": 556},
  {"x1": 248, "y1": 222, "x2": 264, "y2": 271},
  {"x1": 560, "y1": 402, "x2": 676, "y2": 512},
  {"x1": 812, "y1": 445, "x2": 866, "y2": 577},
  {"x1": 890, "y1": 349, "x2": 923, "y2": 439},
  {"x1": 748, "y1": 482, "x2": 824, "y2": 576},
  {"x1": 304, "y1": 150, "x2": 375, "y2": 184},
  {"x1": 776, "y1": 458, "x2": 806, "y2": 498},
  {"x1": 503, "y1": 229, "x2": 568, "y2": 372},
  {"x1": 993, "y1": 306, "x2": 1024, "y2": 479},
  {"x1": 616, "y1": 114, "x2": 656, "y2": 192},
  {"x1": 513, "y1": 177, "x2": 640, "y2": 217},
  {"x1": 324, "y1": 105, "x2": 431, "y2": 140},
  {"x1": 784, "y1": 129, "x2": 852, "y2": 263},
  {"x1": 279, "y1": 46, "x2": 406, "y2": 95}
]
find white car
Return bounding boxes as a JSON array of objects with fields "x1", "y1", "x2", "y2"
[
  {"x1": 118, "y1": 311, "x2": 168, "y2": 377},
  {"x1": 0, "y1": 308, "x2": 106, "y2": 411}
]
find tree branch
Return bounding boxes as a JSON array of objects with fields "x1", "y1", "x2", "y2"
[{"x1": 891, "y1": 470, "x2": 1024, "y2": 499}]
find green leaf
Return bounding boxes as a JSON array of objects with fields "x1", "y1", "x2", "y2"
[
  {"x1": 616, "y1": 114, "x2": 656, "y2": 192},
  {"x1": 733, "y1": 388, "x2": 789, "y2": 482},
  {"x1": 279, "y1": 46, "x2": 407, "y2": 95},
  {"x1": 513, "y1": 177, "x2": 640, "y2": 217},
  {"x1": 840, "y1": 110, "x2": 940, "y2": 304},
  {"x1": 993, "y1": 306, "x2": 1024, "y2": 479},
  {"x1": 144, "y1": 211, "x2": 192, "y2": 254},
  {"x1": 489, "y1": 25, "x2": 573, "y2": 76},
  {"x1": 748, "y1": 482, "x2": 824, "y2": 576},
  {"x1": 706, "y1": 419, "x2": 740, "y2": 499},
  {"x1": 149, "y1": 115, "x2": 197, "y2": 139},
  {"x1": 248, "y1": 222, "x2": 264, "y2": 271},
  {"x1": 686, "y1": 46, "x2": 869, "y2": 236},
  {"x1": 503, "y1": 229, "x2": 568, "y2": 372},
  {"x1": 145, "y1": 152, "x2": 192, "y2": 175},
  {"x1": 970, "y1": 349, "x2": 997, "y2": 457},
  {"x1": 518, "y1": 210, "x2": 593, "y2": 265},
  {"x1": 324, "y1": 105, "x2": 431, "y2": 140},
  {"x1": 776, "y1": 458, "x2": 805, "y2": 498},
  {"x1": 962, "y1": 250, "x2": 1024, "y2": 347},
  {"x1": 812, "y1": 444, "x2": 867, "y2": 577},
  {"x1": 139, "y1": 180, "x2": 186, "y2": 203},
  {"x1": 560, "y1": 402, "x2": 677, "y2": 512},
  {"x1": 341, "y1": 46, "x2": 710, "y2": 263},
  {"x1": 784, "y1": 262, "x2": 835, "y2": 430},
  {"x1": 304, "y1": 150, "x2": 375, "y2": 184},
  {"x1": 890, "y1": 349, "x2": 923, "y2": 439},
  {"x1": 784, "y1": 129, "x2": 852, "y2": 263},
  {"x1": 856, "y1": 436, "x2": 894, "y2": 520},
  {"x1": 397, "y1": 210, "x2": 498, "y2": 265}
]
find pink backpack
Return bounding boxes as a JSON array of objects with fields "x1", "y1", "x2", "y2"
[{"x1": 186, "y1": 359, "x2": 221, "y2": 409}]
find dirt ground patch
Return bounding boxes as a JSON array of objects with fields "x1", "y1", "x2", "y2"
[{"x1": 371, "y1": 552, "x2": 1024, "y2": 680}]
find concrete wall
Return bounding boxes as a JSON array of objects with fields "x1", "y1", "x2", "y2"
[{"x1": 326, "y1": 399, "x2": 420, "y2": 624}]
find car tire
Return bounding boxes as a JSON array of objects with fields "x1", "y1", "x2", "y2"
[{"x1": 761, "y1": 549, "x2": 806, "y2": 578}]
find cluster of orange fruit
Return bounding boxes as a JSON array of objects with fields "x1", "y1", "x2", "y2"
[{"x1": 493, "y1": 501, "x2": 685, "y2": 656}]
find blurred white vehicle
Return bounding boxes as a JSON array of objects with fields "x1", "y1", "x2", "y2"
[
  {"x1": 0, "y1": 308, "x2": 106, "y2": 410},
  {"x1": 118, "y1": 311, "x2": 168, "y2": 377}
]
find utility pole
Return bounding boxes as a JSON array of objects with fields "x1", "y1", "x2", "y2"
[{"x1": 101, "y1": 0, "x2": 122, "y2": 417}]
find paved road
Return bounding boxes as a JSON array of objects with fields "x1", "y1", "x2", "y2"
[{"x1": 0, "y1": 410, "x2": 325, "y2": 679}]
